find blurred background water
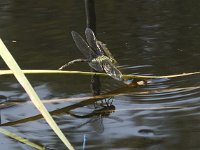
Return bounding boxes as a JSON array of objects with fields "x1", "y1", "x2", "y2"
[{"x1": 0, "y1": 0, "x2": 199, "y2": 149}]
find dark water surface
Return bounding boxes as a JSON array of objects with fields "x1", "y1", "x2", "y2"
[{"x1": 0, "y1": 0, "x2": 200, "y2": 149}]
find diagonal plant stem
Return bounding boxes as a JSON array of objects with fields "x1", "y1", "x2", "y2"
[
  {"x1": 0, "y1": 127, "x2": 45, "y2": 150},
  {"x1": 0, "y1": 39, "x2": 74, "y2": 150}
]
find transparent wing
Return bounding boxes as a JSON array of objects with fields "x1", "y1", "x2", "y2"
[
  {"x1": 102, "y1": 58, "x2": 123, "y2": 81},
  {"x1": 71, "y1": 31, "x2": 97, "y2": 60},
  {"x1": 97, "y1": 41, "x2": 118, "y2": 64},
  {"x1": 106, "y1": 116, "x2": 123, "y2": 122},
  {"x1": 90, "y1": 116, "x2": 104, "y2": 134},
  {"x1": 85, "y1": 28, "x2": 104, "y2": 55},
  {"x1": 72, "y1": 116, "x2": 104, "y2": 134}
]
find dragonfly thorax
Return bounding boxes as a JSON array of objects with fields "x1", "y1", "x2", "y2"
[{"x1": 89, "y1": 55, "x2": 111, "y2": 72}]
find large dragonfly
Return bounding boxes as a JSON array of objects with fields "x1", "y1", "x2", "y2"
[{"x1": 59, "y1": 28, "x2": 124, "y2": 81}]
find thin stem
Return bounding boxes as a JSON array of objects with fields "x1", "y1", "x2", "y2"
[{"x1": 0, "y1": 70, "x2": 199, "y2": 79}]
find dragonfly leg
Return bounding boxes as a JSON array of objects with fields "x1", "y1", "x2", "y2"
[{"x1": 59, "y1": 59, "x2": 89, "y2": 70}]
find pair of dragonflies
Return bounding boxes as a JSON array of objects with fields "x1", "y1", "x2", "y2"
[{"x1": 59, "y1": 28, "x2": 124, "y2": 82}]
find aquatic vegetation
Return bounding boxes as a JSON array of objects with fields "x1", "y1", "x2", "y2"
[
  {"x1": 0, "y1": 34, "x2": 199, "y2": 149},
  {"x1": 0, "y1": 39, "x2": 74, "y2": 150},
  {"x1": 0, "y1": 128, "x2": 44, "y2": 150}
]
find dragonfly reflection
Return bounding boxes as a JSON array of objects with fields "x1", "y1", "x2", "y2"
[
  {"x1": 59, "y1": 28, "x2": 123, "y2": 81},
  {"x1": 68, "y1": 99, "x2": 122, "y2": 134}
]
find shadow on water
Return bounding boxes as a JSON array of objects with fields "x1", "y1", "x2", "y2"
[
  {"x1": 0, "y1": 81, "x2": 145, "y2": 126},
  {"x1": 0, "y1": 0, "x2": 200, "y2": 150}
]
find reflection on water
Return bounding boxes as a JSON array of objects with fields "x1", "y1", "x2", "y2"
[
  {"x1": 0, "y1": 0, "x2": 200, "y2": 149},
  {"x1": 68, "y1": 99, "x2": 117, "y2": 134}
]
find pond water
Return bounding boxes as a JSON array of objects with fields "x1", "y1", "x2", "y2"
[{"x1": 0, "y1": 0, "x2": 200, "y2": 149}]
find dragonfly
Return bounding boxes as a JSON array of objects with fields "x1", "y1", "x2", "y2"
[
  {"x1": 68, "y1": 100, "x2": 122, "y2": 134},
  {"x1": 59, "y1": 28, "x2": 124, "y2": 81}
]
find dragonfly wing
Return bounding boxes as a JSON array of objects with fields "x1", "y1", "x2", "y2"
[
  {"x1": 102, "y1": 58, "x2": 123, "y2": 81},
  {"x1": 71, "y1": 31, "x2": 97, "y2": 60},
  {"x1": 90, "y1": 116, "x2": 104, "y2": 134},
  {"x1": 85, "y1": 28, "x2": 104, "y2": 55},
  {"x1": 97, "y1": 40, "x2": 118, "y2": 64}
]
